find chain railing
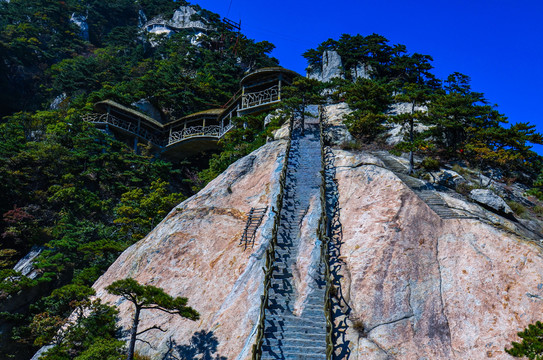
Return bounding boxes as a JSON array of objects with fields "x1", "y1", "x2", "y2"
[
  {"x1": 242, "y1": 85, "x2": 279, "y2": 109},
  {"x1": 251, "y1": 116, "x2": 294, "y2": 360},
  {"x1": 82, "y1": 112, "x2": 164, "y2": 146},
  {"x1": 318, "y1": 105, "x2": 334, "y2": 360}
]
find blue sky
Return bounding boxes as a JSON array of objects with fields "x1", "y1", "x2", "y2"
[{"x1": 195, "y1": 0, "x2": 543, "y2": 154}]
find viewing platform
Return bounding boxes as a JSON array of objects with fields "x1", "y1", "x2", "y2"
[{"x1": 83, "y1": 67, "x2": 300, "y2": 158}]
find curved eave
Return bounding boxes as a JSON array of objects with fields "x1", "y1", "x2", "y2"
[
  {"x1": 167, "y1": 108, "x2": 224, "y2": 126},
  {"x1": 94, "y1": 100, "x2": 164, "y2": 128},
  {"x1": 240, "y1": 67, "x2": 300, "y2": 87}
]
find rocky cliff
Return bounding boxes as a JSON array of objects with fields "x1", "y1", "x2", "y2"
[
  {"x1": 92, "y1": 107, "x2": 543, "y2": 359},
  {"x1": 328, "y1": 149, "x2": 543, "y2": 359},
  {"x1": 93, "y1": 140, "x2": 287, "y2": 359}
]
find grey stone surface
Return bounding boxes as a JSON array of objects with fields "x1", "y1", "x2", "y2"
[
  {"x1": 323, "y1": 103, "x2": 354, "y2": 146},
  {"x1": 13, "y1": 246, "x2": 43, "y2": 280},
  {"x1": 170, "y1": 6, "x2": 208, "y2": 30},
  {"x1": 132, "y1": 99, "x2": 162, "y2": 122},
  {"x1": 70, "y1": 13, "x2": 89, "y2": 41},
  {"x1": 350, "y1": 62, "x2": 372, "y2": 79},
  {"x1": 430, "y1": 169, "x2": 467, "y2": 188},
  {"x1": 50, "y1": 93, "x2": 67, "y2": 110},
  {"x1": 469, "y1": 189, "x2": 513, "y2": 215}
]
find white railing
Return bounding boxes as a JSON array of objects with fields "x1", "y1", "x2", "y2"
[
  {"x1": 241, "y1": 85, "x2": 279, "y2": 109},
  {"x1": 82, "y1": 113, "x2": 164, "y2": 146},
  {"x1": 167, "y1": 123, "x2": 234, "y2": 146}
]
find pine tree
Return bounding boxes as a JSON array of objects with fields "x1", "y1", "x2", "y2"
[
  {"x1": 106, "y1": 278, "x2": 199, "y2": 360},
  {"x1": 506, "y1": 321, "x2": 543, "y2": 359}
]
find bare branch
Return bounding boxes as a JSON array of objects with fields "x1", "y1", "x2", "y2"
[
  {"x1": 136, "y1": 338, "x2": 155, "y2": 349},
  {"x1": 137, "y1": 325, "x2": 167, "y2": 336}
]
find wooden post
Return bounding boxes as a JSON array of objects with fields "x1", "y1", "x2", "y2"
[
  {"x1": 134, "y1": 118, "x2": 141, "y2": 153},
  {"x1": 278, "y1": 74, "x2": 282, "y2": 101}
]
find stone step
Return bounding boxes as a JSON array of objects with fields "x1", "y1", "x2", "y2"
[
  {"x1": 263, "y1": 337, "x2": 326, "y2": 348},
  {"x1": 266, "y1": 315, "x2": 326, "y2": 328},
  {"x1": 263, "y1": 330, "x2": 325, "y2": 342},
  {"x1": 261, "y1": 354, "x2": 326, "y2": 360},
  {"x1": 262, "y1": 344, "x2": 326, "y2": 354}
]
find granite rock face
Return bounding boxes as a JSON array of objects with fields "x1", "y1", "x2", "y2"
[
  {"x1": 329, "y1": 149, "x2": 543, "y2": 359},
  {"x1": 93, "y1": 141, "x2": 287, "y2": 360},
  {"x1": 470, "y1": 188, "x2": 514, "y2": 215},
  {"x1": 323, "y1": 102, "x2": 354, "y2": 146},
  {"x1": 91, "y1": 123, "x2": 543, "y2": 360}
]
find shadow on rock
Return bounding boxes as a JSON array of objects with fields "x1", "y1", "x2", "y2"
[{"x1": 162, "y1": 330, "x2": 226, "y2": 360}]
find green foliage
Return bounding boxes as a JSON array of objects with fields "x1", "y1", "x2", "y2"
[
  {"x1": 106, "y1": 278, "x2": 199, "y2": 319},
  {"x1": 114, "y1": 180, "x2": 185, "y2": 242},
  {"x1": 507, "y1": 201, "x2": 527, "y2": 217},
  {"x1": 506, "y1": 321, "x2": 543, "y2": 359},
  {"x1": 197, "y1": 112, "x2": 280, "y2": 188},
  {"x1": 280, "y1": 76, "x2": 325, "y2": 120},
  {"x1": 106, "y1": 278, "x2": 199, "y2": 360},
  {"x1": 39, "y1": 299, "x2": 123, "y2": 360},
  {"x1": 0, "y1": 270, "x2": 38, "y2": 300},
  {"x1": 420, "y1": 157, "x2": 440, "y2": 171}
]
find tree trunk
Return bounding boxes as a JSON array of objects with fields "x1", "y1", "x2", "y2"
[
  {"x1": 409, "y1": 102, "x2": 415, "y2": 174},
  {"x1": 127, "y1": 306, "x2": 141, "y2": 360}
]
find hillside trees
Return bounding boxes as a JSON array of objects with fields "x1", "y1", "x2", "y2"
[
  {"x1": 305, "y1": 34, "x2": 543, "y2": 183},
  {"x1": 390, "y1": 83, "x2": 433, "y2": 173},
  {"x1": 0, "y1": 110, "x2": 185, "y2": 358},
  {"x1": 0, "y1": 3, "x2": 281, "y2": 356},
  {"x1": 106, "y1": 278, "x2": 199, "y2": 360}
]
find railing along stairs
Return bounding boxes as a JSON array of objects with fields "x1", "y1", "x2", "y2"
[{"x1": 239, "y1": 207, "x2": 268, "y2": 250}]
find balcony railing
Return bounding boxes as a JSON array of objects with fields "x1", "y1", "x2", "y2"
[
  {"x1": 241, "y1": 85, "x2": 279, "y2": 109},
  {"x1": 82, "y1": 113, "x2": 164, "y2": 147},
  {"x1": 167, "y1": 123, "x2": 234, "y2": 146}
]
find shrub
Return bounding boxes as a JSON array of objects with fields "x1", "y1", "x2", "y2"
[
  {"x1": 420, "y1": 157, "x2": 440, "y2": 171},
  {"x1": 452, "y1": 164, "x2": 470, "y2": 177},
  {"x1": 456, "y1": 182, "x2": 476, "y2": 196},
  {"x1": 507, "y1": 201, "x2": 527, "y2": 217},
  {"x1": 352, "y1": 319, "x2": 365, "y2": 334},
  {"x1": 340, "y1": 140, "x2": 363, "y2": 151}
]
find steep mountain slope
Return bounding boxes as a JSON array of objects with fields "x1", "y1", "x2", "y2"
[
  {"x1": 93, "y1": 140, "x2": 286, "y2": 359},
  {"x1": 328, "y1": 149, "x2": 543, "y2": 359},
  {"x1": 89, "y1": 107, "x2": 543, "y2": 359}
]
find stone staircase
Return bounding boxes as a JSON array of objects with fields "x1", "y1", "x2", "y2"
[
  {"x1": 261, "y1": 124, "x2": 327, "y2": 360},
  {"x1": 371, "y1": 150, "x2": 475, "y2": 220}
]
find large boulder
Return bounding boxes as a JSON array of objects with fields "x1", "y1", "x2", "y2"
[
  {"x1": 330, "y1": 149, "x2": 543, "y2": 359},
  {"x1": 430, "y1": 169, "x2": 468, "y2": 188},
  {"x1": 323, "y1": 102, "x2": 354, "y2": 146},
  {"x1": 469, "y1": 189, "x2": 514, "y2": 216}
]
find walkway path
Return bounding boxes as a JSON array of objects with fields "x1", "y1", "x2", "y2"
[{"x1": 261, "y1": 122, "x2": 327, "y2": 360}]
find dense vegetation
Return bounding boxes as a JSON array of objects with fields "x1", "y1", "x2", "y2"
[
  {"x1": 0, "y1": 0, "x2": 278, "y2": 358},
  {"x1": 1, "y1": 1, "x2": 542, "y2": 358}
]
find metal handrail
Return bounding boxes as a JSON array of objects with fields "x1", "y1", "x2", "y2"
[
  {"x1": 318, "y1": 105, "x2": 334, "y2": 359},
  {"x1": 82, "y1": 113, "x2": 164, "y2": 146}
]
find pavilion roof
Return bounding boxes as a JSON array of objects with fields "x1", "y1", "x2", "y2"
[
  {"x1": 94, "y1": 100, "x2": 164, "y2": 128},
  {"x1": 240, "y1": 67, "x2": 300, "y2": 87}
]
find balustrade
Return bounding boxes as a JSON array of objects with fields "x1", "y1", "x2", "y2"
[
  {"x1": 241, "y1": 85, "x2": 279, "y2": 109},
  {"x1": 82, "y1": 113, "x2": 163, "y2": 146}
]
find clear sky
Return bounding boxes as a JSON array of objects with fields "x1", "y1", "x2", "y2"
[{"x1": 195, "y1": 0, "x2": 543, "y2": 154}]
